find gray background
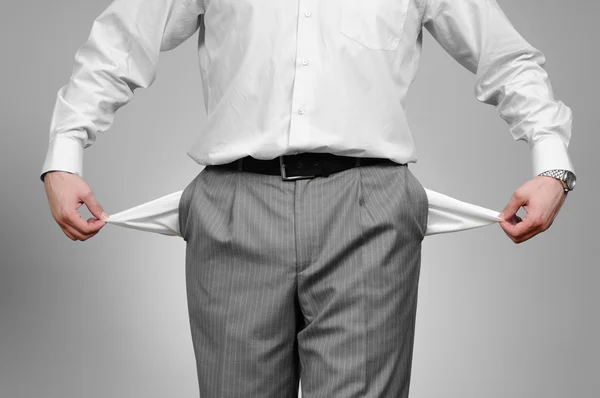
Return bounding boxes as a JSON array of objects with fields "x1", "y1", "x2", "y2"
[{"x1": 1, "y1": 0, "x2": 597, "y2": 397}]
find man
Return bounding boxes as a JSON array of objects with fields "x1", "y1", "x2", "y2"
[{"x1": 41, "y1": 0, "x2": 576, "y2": 396}]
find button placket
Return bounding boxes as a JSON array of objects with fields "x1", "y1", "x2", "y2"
[{"x1": 288, "y1": 2, "x2": 315, "y2": 151}]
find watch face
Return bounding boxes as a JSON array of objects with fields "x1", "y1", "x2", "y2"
[{"x1": 566, "y1": 172, "x2": 576, "y2": 190}]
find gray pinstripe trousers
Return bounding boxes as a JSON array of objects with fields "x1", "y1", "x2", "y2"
[{"x1": 178, "y1": 160, "x2": 429, "y2": 397}]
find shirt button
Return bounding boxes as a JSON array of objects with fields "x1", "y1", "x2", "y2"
[
  {"x1": 301, "y1": 59, "x2": 309, "y2": 66},
  {"x1": 304, "y1": 11, "x2": 312, "y2": 17},
  {"x1": 298, "y1": 108, "x2": 305, "y2": 115}
]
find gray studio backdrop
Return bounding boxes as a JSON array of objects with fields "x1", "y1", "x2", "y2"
[{"x1": 1, "y1": 0, "x2": 597, "y2": 397}]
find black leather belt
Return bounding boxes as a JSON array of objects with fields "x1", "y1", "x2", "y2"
[{"x1": 214, "y1": 153, "x2": 400, "y2": 181}]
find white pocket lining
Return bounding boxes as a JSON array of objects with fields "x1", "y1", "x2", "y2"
[{"x1": 101, "y1": 187, "x2": 504, "y2": 238}]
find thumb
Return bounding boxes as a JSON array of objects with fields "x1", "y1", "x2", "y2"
[
  {"x1": 499, "y1": 193, "x2": 524, "y2": 222},
  {"x1": 82, "y1": 192, "x2": 109, "y2": 222}
]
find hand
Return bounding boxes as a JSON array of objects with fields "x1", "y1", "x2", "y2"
[
  {"x1": 498, "y1": 176, "x2": 567, "y2": 244},
  {"x1": 43, "y1": 171, "x2": 109, "y2": 241}
]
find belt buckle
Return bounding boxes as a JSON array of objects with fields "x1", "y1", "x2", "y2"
[{"x1": 279, "y1": 155, "x2": 317, "y2": 181}]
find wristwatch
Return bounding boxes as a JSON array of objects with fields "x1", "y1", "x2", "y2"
[{"x1": 537, "y1": 169, "x2": 576, "y2": 192}]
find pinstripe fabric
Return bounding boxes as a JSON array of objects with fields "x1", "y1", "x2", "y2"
[{"x1": 178, "y1": 160, "x2": 429, "y2": 397}]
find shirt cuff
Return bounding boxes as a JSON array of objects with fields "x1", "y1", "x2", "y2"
[
  {"x1": 40, "y1": 137, "x2": 84, "y2": 182},
  {"x1": 531, "y1": 135, "x2": 575, "y2": 178}
]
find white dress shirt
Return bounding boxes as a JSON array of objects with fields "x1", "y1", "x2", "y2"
[{"x1": 39, "y1": 0, "x2": 576, "y2": 182}]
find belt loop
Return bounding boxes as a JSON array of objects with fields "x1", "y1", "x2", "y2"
[
  {"x1": 356, "y1": 158, "x2": 361, "y2": 167},
  {"x1": 237, "y1": 158, "x2": 243, "y2": 171}
]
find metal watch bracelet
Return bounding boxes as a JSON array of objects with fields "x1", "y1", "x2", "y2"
[{"x1": 537, "y1": 169, "x2": 576, "y2": 192}]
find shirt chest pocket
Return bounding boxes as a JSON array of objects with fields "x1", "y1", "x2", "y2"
[{"x1": 339, "y1": 0, "x2": 410, "y2": 51}]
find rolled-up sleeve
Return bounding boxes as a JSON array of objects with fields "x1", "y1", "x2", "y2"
[
  {"x1": 420, "y1": 0, "x2": 575, "y2": 177},
  {"x1": 40, "y1": 0, "x2": 205, "y2": 182}
]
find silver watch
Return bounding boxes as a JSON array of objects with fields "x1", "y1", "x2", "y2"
[{"x1": 537, "y1": 169, "x2": 576, "y2": 192}]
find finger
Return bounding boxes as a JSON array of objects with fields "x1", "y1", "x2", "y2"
[
  {"x1": 516, "y1": 228, "x2": 541, "y2": 243},
  {"x1": 81, "y1": 229, "x2": 100, "y2": 241},
  {"x1": 85, "y1": 217, "x2": 106, "y2": 232},
  {"x1": 505, "y1": 212, "x2": 541, "y2": 240},
  {"x1": 499, "y1": 221, "x2": 534, "y2": 244},
  {"x1": 62, "y1": 226, "x2": 77, "y2": 241},
  {"x1": 66, "y1": 223, "x2": 100, "y2": 241},
  {"x1": 61, "y1": 222, "x2": 87, "y2": 241},
  {"x1": 499, "y1": 191, "x2": 525, "y2": 221},
  {"x1": 83, "y1": 217, "x2": 105, "y2": 238},
  {"x1": 512, "y1": 207, "x2": 545, "y2": 237},
  {"x1": 508, "y1": 224, "x2": 541, "y2": 244},
  {"x1": 508, "y1": 214, "x2": 522, "y2": 226},
  {"x1": 81, "y1": 190, "x2": 108, "y2": 221},
  {"x1": 499, "y1": 214, "x2": 523, "y2": 233},
  {"x1": 64, "y1": 211, "x2": 105, "y2": 238},
  {"x1": 64, "y1": 209, "x2": 98, "y2": 235},
  {"x1": 55, "y1": 212, "x2": 85, "y2": 240}
]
